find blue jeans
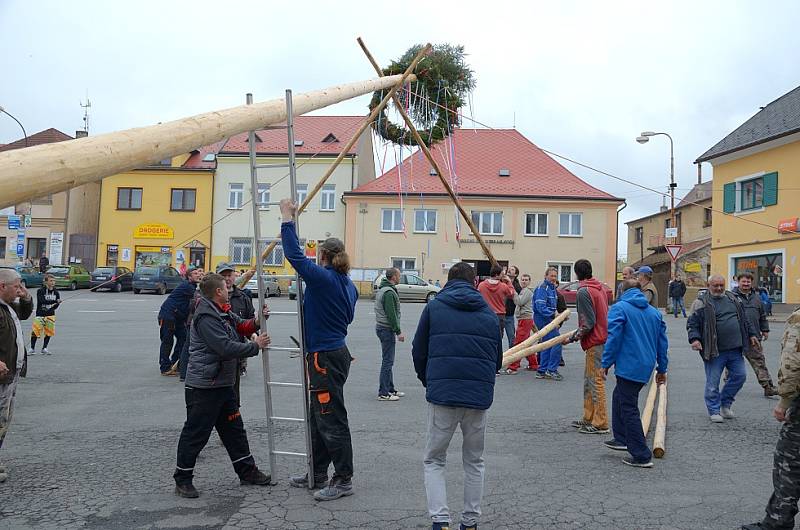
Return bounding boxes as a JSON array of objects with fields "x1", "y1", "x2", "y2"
[
  {"x1": 503, "y1": 314, "x2": 516, "y2": 350},
  {"x1": 672, "y1": 297, "x2": 686, "y2": 317},
  {"x1": 537, "y1": 328, "x2": 563, "y2": 374},
  {"x1": 611, "y1": 376, "x2": 651, "y2": 462},
  {"x1": 703, "y1": 349, "x2": 747, "y2": 415},
  {"x1": 376, "y1": 326, "x2": 397, "y2": 396}
]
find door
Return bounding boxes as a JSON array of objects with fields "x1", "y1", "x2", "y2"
[
  {"x1": 406, "y1": 273, "x2": 428, "y2": 300},
  {"x1": 189, "y1": 248, "x2": 206, "y2": 269},
  {"x1": 396, "y1": 274, "x2": 415, "y2": 301}
]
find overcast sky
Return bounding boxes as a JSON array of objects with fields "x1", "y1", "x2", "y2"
[{"x1": 2, "y1": 1, "x2": 799, "y2": 258}]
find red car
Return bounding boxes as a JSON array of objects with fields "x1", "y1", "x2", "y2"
[{"x1": 557, "y1": 281, "x2": 613, "y2": 306}]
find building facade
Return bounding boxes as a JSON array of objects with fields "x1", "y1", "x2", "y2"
[
  {"x1": 696, "y1": 84, "x2": 800, "y2": 303},
  {"x1": 95, "y1": 149, "x2": 216, "y2": 272},
  {"x1": 209, "y1": 116, "x2": 374, "y2": 273},
  {"x1": 343, "y1": 129, "x2": 623, "y2": 291}
]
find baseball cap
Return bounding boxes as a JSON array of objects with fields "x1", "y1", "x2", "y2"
[
  {"x1": 636, "y1": 265, "x2": 653, "y2": 275},
  {"x1": 319, "y1": 237, "x2": 345, "y2": 254},
  {"x1": 215, "y1": 262, "x2": 235, "y2": 274}
]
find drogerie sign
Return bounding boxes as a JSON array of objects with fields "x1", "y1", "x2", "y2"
[{"x1": 134, "y1": 223, "x2": 174, "y2": 239}]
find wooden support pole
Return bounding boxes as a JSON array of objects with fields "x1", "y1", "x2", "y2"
[
  {"x1": 641, "y1": 371, "x2": 658, "y2": 437},
  {"x1": 357, "y1": 37, "x2": 498, "y2": 267},
  {"x1": 237, "y1": 43, "x2": 432, "y2": 287},
  {"x1": 0, "y1": 73, "x2": 422, "y2": 210},
  {"x1": 653, "y1": 381, "x2": 668, "y2": 458},
  {"x1": 502, "y1": 330, "x2": 575, "y2": 369},
  {"x1": 502, "y1": 309, "x2": 571, "y2": 359}
]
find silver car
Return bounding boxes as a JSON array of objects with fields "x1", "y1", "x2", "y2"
[
  {"x1": 245, "y1": 275, "x2": 282, "y2": 298},
  {"x1": 374, "y1": 272, "x2": 441, "y2": 303}
]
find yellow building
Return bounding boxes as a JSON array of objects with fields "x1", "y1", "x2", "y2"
[
  {"x1": 96, "y1": 147, "x2": 217, "y2": 272},
  {"x1": 696, "y1": 85, "x2": 800, "y2": 303}
]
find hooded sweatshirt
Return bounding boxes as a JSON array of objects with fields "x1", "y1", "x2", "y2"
[
  {"x1": 478, "y1": 278, "x2": 515, "y2": 315},
  {"x1": 601, "y1": 288, "x2": 669, "y2": 383},
  {"x1": 412, "y1": 279, "x2": 502, "y2": 410},
  {"x1": 576, "y1": 278, "x2": 609, "y2": 350}
]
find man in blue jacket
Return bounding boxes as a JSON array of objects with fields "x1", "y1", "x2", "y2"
[
  {"x1": 157, "y1": 267, "x2": 203, "y2": 376},
  {"x1": 534, "y1": 267, "x2": 563, "y2": 380},
  {"x1": 601, "y1": 280, "x2": 669, "y2": 468},
  {"x1": 412, "y1": 262, "x2": 502, "y2": 530}
]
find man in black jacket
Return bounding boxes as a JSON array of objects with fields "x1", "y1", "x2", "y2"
[
  {"x1": 158, "y1": 267, "x2": 203, "y2": 376},
  {"x1": 669, "y1": 274, "x2": 687, "y2": 318},
  {"x1": 173, "y1": 273, "x2": 271, "y2": 498}
]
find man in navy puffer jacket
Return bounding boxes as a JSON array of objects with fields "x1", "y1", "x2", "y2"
[{"x1": 412, "y1": 262, "x2": 502, "y2": 530}]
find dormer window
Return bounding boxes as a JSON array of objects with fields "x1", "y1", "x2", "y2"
[
  {"x1": 499, "y1": 168, "x2": 510, "y2": 177},
  {"x1": 322, "y1": 133, "x2": 339, "y2": 143},
  {"x1": 429, "y1": 168, "x2": 437, "y2": 176}
]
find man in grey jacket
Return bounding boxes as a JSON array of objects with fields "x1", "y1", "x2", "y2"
[
  {"x1": 733, "y1": 272, "x2": 778, "y2": 398},
  {"x1": 173, "y1": 273, "x2": 271, "y2": 498},
  {"x1": 375, "y1": 268, "x2": 405, "y2": 401},
  {"x1": 505, "y1": 273, "x2": 536, "y2": 374}
]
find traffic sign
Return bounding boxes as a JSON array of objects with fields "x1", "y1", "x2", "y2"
[
  {"x1": 665, "y1": 244, "x2": 682, "y2": 262},
  {"x1": 665, "y1": 227, "x2": 678, "y2": 238},
  {"x1": 7, "y1": 215, "x2": 20, "y2": 230}
]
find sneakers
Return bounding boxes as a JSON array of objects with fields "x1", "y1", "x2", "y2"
[
  {"x1": 240, "y1": 468, "x2": 271, "y2": 486},
  {"x1": 710, "y1": 414, "x2": 724, "y2": 423},
  {"x1": 535, "y1": 371, "x2": 548, "y2": 379},
  {"x1": 289, "y1": 472, "x2": 328, "y2": 489},
  {"x1": 500, "y1": 368, "x2": 517, "y2": 375},
  {"x1": 391, "y1": 390, "x2": 405, "y2": 397},
  {"x1": 313, "y1": 477, "x2": 353, "y2": 501},
  {"x1": 42, "y1": 348, "x2": 50, "y2": 355},
  {"x1": 764, "y1": 386, "x2": 779, "y2": 398},
  {"x1": 461, "y1": 524, "x2": 477, "y2": 530},
  {"x1": 547, "y1": 371, "x2": 564, "y2": 381},
  {"x1": 603, "y1": 439, "x2": 628, "y2": 451},
  {"x1": 579, "y1": 424, "x2": 610, "y2": 434},
  {"x1": 524, "y1": 366, "x2": 538, "y2": 371},
  {"x1": 377, "y1": 394, "x2": 400, "y2": 401},
  {"x1": 622, "y1": 457, "x2": 654, "y2": 468},
  {"x1": 571, "y1": 419, "x2": 591, "y2": 429},
  {"x1": 721, "y1": 406, "x2": 735, "y2": 419},
  {"x1": 432, "y1": 523, "x2": 450, "y2": 530},
  {"x1": 174, "y1": 483, "x2": 200, "y2": 498}
]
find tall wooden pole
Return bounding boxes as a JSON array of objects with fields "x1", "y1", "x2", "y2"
[
  {"x1": 641, "y1": 372, "x2": 658, "y2": 436},
  {"x1": 653, "y1": 382, "x2": 668, "y2": 458},
  {"x1": 357, "y1": 37, "x2": 499, "y2": 267},
  {"x1": 0, "y1": 74, "x2": 420, "y2": 209}
]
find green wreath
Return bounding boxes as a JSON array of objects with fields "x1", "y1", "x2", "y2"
[{"x1": 369, "y1": 44, "x2": 476, "y2": 147}]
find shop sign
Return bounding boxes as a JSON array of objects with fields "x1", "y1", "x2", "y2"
[
  {"x1": 683, "y1": 261, "x2": 702, "y2": 273},
  {"x1": 736, "y1": 259, "x2": 758, "y2": 270},
  {"x1": 777, "y1": 217, "x2": 799, "y2": 234},
  {"x1": 49, "y1": 232, "x2": 64, "y2": 264},
  {"x1": 134, "y1": 223, "x2": 174, "y2": 239},
  {"x1": 305, "y1": 240, "x2": 317, "y2": 258}
]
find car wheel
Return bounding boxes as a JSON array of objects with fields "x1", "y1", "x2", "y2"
[
  {"x1": 114, "y1": 282, "x2": 123, "y2": 293},
  {"x1": 70, "y1": 281, "x2": 78, "y2": 291},
  {"x1": 134, "y1": 288, "x2": 141, "y2": 294},
  {"x1": 289, "y1": 294, "x2": 296, "y2": 300},
  {"x1": 425, "y1": 292, "x2": 436, "y2": 303},
  {"x1": 157, "y1": 284, "x2": 167, "y2": 295}
]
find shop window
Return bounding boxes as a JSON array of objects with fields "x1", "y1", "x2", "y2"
[
  {"x1": 107, "y1": 245, "x2": 119, "y2": 266},
  {"x1": 734, "y1": 253, "x2": 783, "y2": 302},
  {"x1": 117, "y1": 188, "x2": 142, "y2": 210}
]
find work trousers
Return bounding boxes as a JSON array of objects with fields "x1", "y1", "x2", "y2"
[
  {"x1": 0, "y1": 372, "x2": 20, "y2": 450},
  {"x1": 508, "y1": 319, "x2": 537, "y2": 371},
  {"x1": 703, "y1": 348, "x2": 746, "y2": 415},
  {"x1": 174, "y1": 386, "x2": 256, "y2": 485},
  {"x1": 307, "y1": 346, "x2": 354, "y2": 480},
  {"x1": 582, "y1": 345, "x2": 609, "y2": 429},
  {"x1": 159, "y1": 318, "x2": 186, "y2": 373},
  {"x1": 744, "y1": 342, "x2": 775, "y2": 389},
  {"x1": 537, "y1": 328, "x2": 563, "y2": 374},
  {"x1": 760, "y1": 398, "x2": 800, "y2": 529},
  {"x1": 424, "y1": 403, "x2": 487, "y2": 527},
  {"x1": 611, "y1": 376, "x2": 651, "y2": 462},
  {"x1": 376, "y1": 326, "x2": 397, "y2": 397}
]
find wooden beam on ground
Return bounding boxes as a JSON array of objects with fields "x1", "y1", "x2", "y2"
[
  {"x1": 653, "y1": 382, "x2": 668, "y2": 458},
  {"x1": 502, "y1": 330, "x2": 575, "y2": 369},
  {"x1": 641, "y1": 371, "x2": 658, "y2": 436},
  {"x1": 357, "y1": 37, "x2": 498, "y2": 267}
]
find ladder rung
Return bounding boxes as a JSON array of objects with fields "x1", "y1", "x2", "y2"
[
  {"x1": 268, "y1": 381, "x2": 302, "y2": 388},
  {"x1": 268, "y1": 346, "x2": 301, "y2": 352},
  {"x1": 271, "y1": 450, "x2": 307, "y2": 457},
  {"x1": 255, "y1": 163, "x2": 289, "y2": 169},
  {"x1": 268, "y1": 311, "x2": 298, "y2": 315},
  {"x1": 262, "y1": 125, "x2": 287, "y2": 130},
  {"x1": 270, "y1": 416, "x2": 305, "y2": 423}
]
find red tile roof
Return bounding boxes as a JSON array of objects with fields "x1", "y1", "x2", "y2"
[
  {"x1": 0, "y1": 128, "x2": 73, "y2": 152},
  {"x1": 182, "y1": 140, "x2": 225, "y2": 169},
  {"x1": 348, "y1": 128, "x2": 619, "y2": 200},
  {"x1": 219, "y1": 115, "x2": 365, "y2": 156}
]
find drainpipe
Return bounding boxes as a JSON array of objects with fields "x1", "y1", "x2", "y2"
[{"x1": 615, "y1": 200, "x2": 628, "y2": 281}]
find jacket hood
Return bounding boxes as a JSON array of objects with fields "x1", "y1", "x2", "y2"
[
  {"x1": 438, "y1": 279, "x2": 489, "y2": 312},
  {"x1": 580, "y1": 277, "x2": 604, "y2": 292},
  {"x1": 481, "y1": 279, "x2": 506, "y2": 293},
  {"x1": 620, "y1": 287, "x2": 650, "y2": 309},
  {"x1": 379, "y1": 278, "x2": 396, "y2": 290}
]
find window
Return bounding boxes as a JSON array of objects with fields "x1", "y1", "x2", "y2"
[
  {"x1": 548, "y1": 262, "x2": 573, "y2": 284},
  {"x1": 392, "y1": 257, "x2": 416, "y2": 271},
  {"x1": 723, "y1": 172, "x2": 778, "y2": 214},
  {"x1": 228, "y1": 183, "x2": 244, "y2": 209},
  {"x1": 257, "y1": 183, "x2": 270, "y2": 210},
  {"x1": 664, "y1": 218, "x2": 672, "y2": 229},
  {"x1": 470, "y1": 211, "x2": 503, "y2": 235},
  {"x1": 740, "y1": 177, "x2": 764, "y2": 211},
  {"x1": 559, "y1": 212, "x2": 582, "y2": 236},
  {"x1": 320, "y1": 185, "x2": 335, "y2": 211},
  {"x1": 117, "y1": 188, "x2": 142, "y2": 210},
  {"x1": 414, "y1": 209, "x2": 437, "y2": 233},
  {"x1": 0, "y1": 237, "x2": 5, "y2": 259},
  {"x1": 296, "y1": 184, "x2": 308, "y2": 206},
  {"x1": 259, "y1": 239, "x2": 284, "y2": 266},
  {"x1": 634, "y1": 226, "x2": 643, "y2": 243},
  {"x1": 382, "y1": 209, "x2": 404, "y2": 232},
  {"x1": 704, "y1": 208, "x2": 712, "y2": 227},
  {"x1": 170, "y1": 189, "x2": 196, "y2": 211},
  {"x1": 524, "y1": 213, "x2": 548, "y2": 236},
  {"x1": 26, "y1": 238, "x2": 47, "y2": 260},
  {"x1": 230, "y1": 238, "x2": 252, "y2": 264}
]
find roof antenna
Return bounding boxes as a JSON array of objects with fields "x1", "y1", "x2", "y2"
[
  {"x1": 80, "y1": 93, "x2": 91, "y2": 134},
  {"x1": 513, "y1": 111, "x2": 516, "y2": 129}
]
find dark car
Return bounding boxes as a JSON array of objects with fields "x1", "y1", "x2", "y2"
[
  {"x1": 47, "y1": 265, "x2": 91, "y2": 290},
  {"x1": 0, "y1": 264, "x2": 44, "y2": 288},
  {"x1": 557, "y1": 280, "x2": 614, "y2": 306},
  {"x1": 132, "y1": 266, "x2": 183, "y2": 294},
  {"x1": 91, "y1": 266, "x2": 134, "y2": 292}
]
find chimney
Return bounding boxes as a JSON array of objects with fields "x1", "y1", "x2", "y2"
[
  {"x1": 696, "y1": 162, "x2": 702, "y2": 185},
  {"x1": 659, "y1": 205, "x2": 668, "y2": 212},
  {"x1": 76, "y1": 130, "x2": 88, "y2": 138}
]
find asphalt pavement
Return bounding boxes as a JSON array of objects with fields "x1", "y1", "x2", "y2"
[{"x1": 0, "y1": 289, "x2": 790, "y2": 529}]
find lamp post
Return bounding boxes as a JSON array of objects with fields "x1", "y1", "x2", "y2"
[{"x1": 637, "y1": 131, "x2": 677, "y2": 278}]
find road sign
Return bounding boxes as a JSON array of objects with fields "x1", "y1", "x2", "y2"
[
  {"x1": 665, "y1": 244, "x2": 682, "y2": 262},
  {"x1": 23, "y1": 215, "x2": 31, "y2": 228},
  {"x1": 16, "y1": 243, "x2": 24, "y2": 256},
  {"x1": 664, "y1": 227, "x2": 678, "y2": 238},
  {"x1": 7, "y1": 214, "x2": 20, "y2": 230}
]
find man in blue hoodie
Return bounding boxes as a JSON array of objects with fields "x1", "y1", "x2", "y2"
[
  {"x1": 413, "y1": 262, "x2": 502, "y2": 530},
  {"x1": 601, "y1": 280, "x2": 669, "y2": 468}
]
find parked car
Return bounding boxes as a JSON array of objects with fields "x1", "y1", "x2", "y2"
[
  {"x1": 0, "y1": 264, "x2": 44, "y2": 288},
  {"x1": 132, "y1": 266, "x2": 183, "y2": 294},
  {"x1": 245, "y1": 275, "x2": 281, "y2": 297},
  {"x1": 288, "y1": 279, "x2": 306, "y2": 300},
  {"x1": 47, "y1": 264, "x2": 92, "y2": 290},
  {"x1": 90, "y1": 266, "x2": 134, "y2": 292},
  {"x1": 372, "y1": 272, "x2": 441, "y2": 303},
  {"x1": 557, "y1": 280, "x2": 613, "y2": 306}
]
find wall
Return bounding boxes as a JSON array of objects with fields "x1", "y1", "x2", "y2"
[
  {"x1": 0, "y1": 192, "x2": 68, "y2": 265},
  {"x1": 626, "y1": 200, "x2": 711, "y2": 263}
]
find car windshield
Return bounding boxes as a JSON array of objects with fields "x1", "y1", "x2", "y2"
[
  {"x1": 48, "y1": 267, "x2": 70, "y2": 274},
  {"x1": 136, "y1": 267, "x2": 159, "y2": 275},
  {"x1": 94, "y1": 267, "x2": 115, "y2": 274}
]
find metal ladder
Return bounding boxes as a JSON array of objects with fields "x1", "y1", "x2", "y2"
[{"x1": 246, "y1": 90, "x2": 314, "y2": 486}]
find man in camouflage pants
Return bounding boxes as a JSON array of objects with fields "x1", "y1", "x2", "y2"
[
  {"x1": 733, "y1": 272, "x2": 779, "y2": 398},
  {"x1": 742, "y1": 307, "x2": 800, "y2": 530}
]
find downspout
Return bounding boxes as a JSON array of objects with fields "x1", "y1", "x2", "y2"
[{"x1": 615, "y1": 200, "x2": 627, "y2": 284}]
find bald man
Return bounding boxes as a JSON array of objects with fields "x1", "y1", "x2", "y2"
[{"x1": 616, "y1": 267, "x2": 635, "y2": 301}]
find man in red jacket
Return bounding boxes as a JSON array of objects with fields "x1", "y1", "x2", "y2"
[
  {"x1": 478, "y1": 265, "x2": 515, "y2": 342},
  {"x1": 567, "y1": 259, "x2": 610, "y2": 434}
]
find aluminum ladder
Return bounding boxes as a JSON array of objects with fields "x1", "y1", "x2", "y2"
[{"x1": 246, "y1": 90, "x2": 314, "y2": 487}]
